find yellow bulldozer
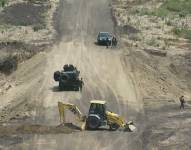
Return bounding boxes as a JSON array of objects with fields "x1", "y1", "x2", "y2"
[{"x1": 58, "y1": 100, "x2": 136, "y2": 131}]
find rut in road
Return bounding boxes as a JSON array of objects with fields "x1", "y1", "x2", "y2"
[{"x1": 34, "y1": 0, "x2": 141, "y2": 126}]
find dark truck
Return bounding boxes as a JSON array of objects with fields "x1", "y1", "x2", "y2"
[
  {"x1": 54, "y1": 64, "x2": 83, "y2": 91},
  {"x1": 97, "y1": 32, "x2": 112, "y2": 45}
]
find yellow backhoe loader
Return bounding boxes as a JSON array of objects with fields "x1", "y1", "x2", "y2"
[{"x1": 58, "y1": 100, "x2": 136, "y2": 131}]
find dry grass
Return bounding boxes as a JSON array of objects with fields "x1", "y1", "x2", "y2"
[{"x1": 173, "y1": 27, "x2": 191, "y2": 42}]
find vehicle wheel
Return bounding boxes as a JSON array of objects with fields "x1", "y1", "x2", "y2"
[
  {"x1": 87, "y1": 116, "x2": 100, "y2": 130},
  {"x1": 74, "y1": 87, "x2": 79, "y2": 91},
  {"x1": 109, "y1": 123, "x2": 119, "y2": 131},
  {"x1": 54, "y1": 71, "x2": 60, "y2": 81}
]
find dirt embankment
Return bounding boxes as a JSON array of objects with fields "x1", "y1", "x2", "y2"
[
  {"x1": 111, "y1": 0, "x2": 191, "y2": 149},
  {"x1": 0, "y1": 0, "x2": 59, "y2": 94},
  {"x1": 112, "y1": 0, "x2": 191, "y2": 100}
]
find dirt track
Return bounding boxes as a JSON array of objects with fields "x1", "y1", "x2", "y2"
[
  {"x1": 0, "y1": 0, "x2": 143, "y2": 149},
  {"x1": 1, "y1": 0, "x2": 191, "y2": 149}
]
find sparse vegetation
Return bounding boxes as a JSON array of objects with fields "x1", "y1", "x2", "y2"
[
  {"x1": 133, "y1": 0, "x2": 191, "y2": 43},
  {"x1": 0, "y1": 0, "x2": 6, "y2": 7},
  {"x1": 146, "y1": 37, "x2": 159, "y2": 47},
  {"x1": 0, "y1": 3, "x2": 47, "y2": 26},
  {"x1": 33, "y1": 24, "x2": 45, "y2": 31},
  {"x1": 140, "y1": 8, "x2": 169, "y2": 17},
  {"x1": 0, "y1": 0, "x2": 57, "y2": 75},
  {"x1": 173, "y1": 27, "x2": 191, "y2": 42},
  {"x1": 128, "y1": 34, "x2": 142, "y2": 41},
  {"x1": 163, "y1": 0, "x2": 191, "y2": 14},
  {"x1": 165, "y1": 19, "x2": 173, "y2": 26},
  {"x1": 141, "y1": 0, "x2": 191, "y2": 17}
]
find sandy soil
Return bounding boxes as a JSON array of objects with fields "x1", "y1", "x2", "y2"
[
  {"x1": 0, "y1": 0, "x2": 143, "y2": 149},
  {"x1": 111, "y1": 0, "x2": 191, "y2": 149},
  {"x1": 0, "y1": 0, "x2": 58, "y2": 92},
  {"x1": 0, "y1": 0, "x2": 191, "y2": 150}
]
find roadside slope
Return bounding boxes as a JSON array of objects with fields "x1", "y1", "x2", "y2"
[{"x1": 111, "y1": 0, "x2": 191, "y2": 149}]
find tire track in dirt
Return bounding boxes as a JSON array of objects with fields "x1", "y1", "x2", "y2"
[{"x1": 2, "y1": 0, "x2": 144, "y2": 149}]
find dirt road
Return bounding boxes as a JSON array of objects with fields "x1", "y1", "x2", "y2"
[{"x1": 0, "y1": 0, "x2": 144, "y2": 149}]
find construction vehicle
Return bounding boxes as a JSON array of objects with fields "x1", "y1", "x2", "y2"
[
  {"x1": 58, "y1": 100, "x2": 136, "y2": 131},
  {"x1": 54, "y1": 64, "x2": 84, "y2": 91}
]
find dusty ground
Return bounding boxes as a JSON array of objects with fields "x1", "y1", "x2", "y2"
[
  {"x1": 0, "y1": 0, "x2": 191, "y2": 150},
  {"x1": 0, "y1": 0, "x2": 59, "y2": 94},
  {"x1": 0, "y1": 0, "x2": 142, "y2": 149},
  {"x1": 112, "y1": 0, "x2": 191, "y2": 149}
]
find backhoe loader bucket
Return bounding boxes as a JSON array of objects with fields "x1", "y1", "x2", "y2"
[{"x1": 124, "y1": 121, "x2": 136, "y2": 132}]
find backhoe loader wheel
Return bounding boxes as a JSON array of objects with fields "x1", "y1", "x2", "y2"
[
  {"x1": 87, "y1": 116, "x2": 100, "y2": 130},
  {"x1": 109, "y1": 123, "x2": 119, "y2": 131}
]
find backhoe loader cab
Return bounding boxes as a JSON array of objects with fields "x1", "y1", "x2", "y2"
[
  {"x1": 87, "y1": 100, "x2": 107, "y2": 129},
  {"x1": 86, "y1": 100, "x2": 136, "y2": 131},
  {"x1": 89, "y1": 101, "x2": 107, "y2": 119}
]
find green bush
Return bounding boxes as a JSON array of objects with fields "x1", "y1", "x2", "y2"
[
  {"x1": 142, "y1": 0, "x2": 191, "y2": 17},
  {"x1": 140, "y1": 7, "x2": 169, "y2": 17},
  {"x1": 33, "y1": 24, "x2": 45, "y2": 32},
  {"x1": 0, "y1": 0, "x2": 6, "y2": 7},
  {"x1": 163, "y1": 0, "x2": 191, "y2": 14},
  {"x1": 147, "y1": 37, "x2": 159, "y2": 47},
  {"x1": 0, "y1": 55, "x2": 18, "y2": 74},
  {"x1": 173, "y1": 27, "x2": 191, "y2": 42}
]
